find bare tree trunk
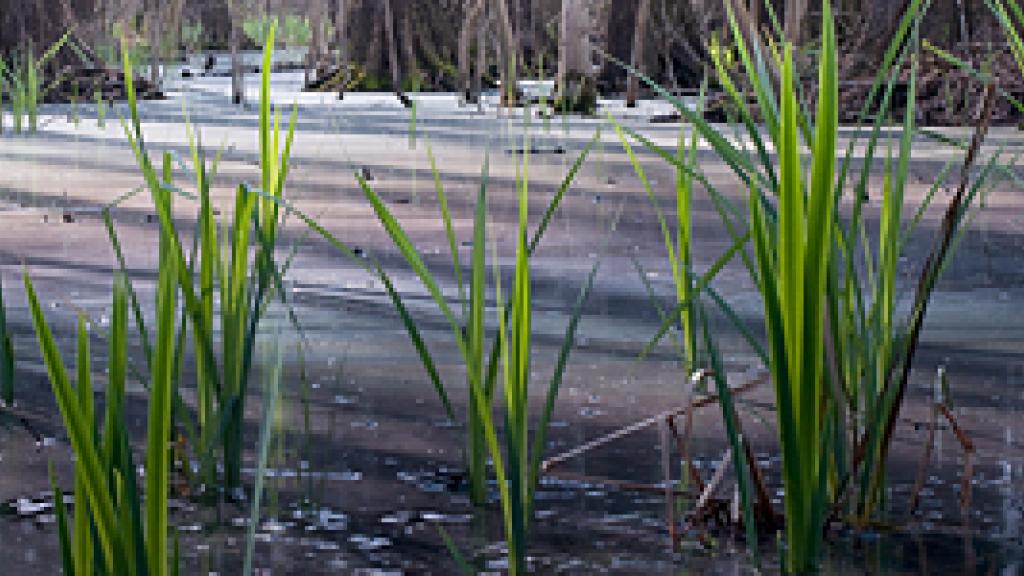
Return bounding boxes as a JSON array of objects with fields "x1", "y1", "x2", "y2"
[
  {"x1": 956, "y1": 0, "x2": 969, "y2": 45},
  {"x1": 383, "y1": 0, "x2": 401, "y2": 94},
  {"x1": 626, "y1": 0, "x2": 650, "y2": 107},
  {"x1": 307, "y1": 0, "x2": 325, "y2": 86},
  {"x1": 230, "y1": 1, "x2": 244, "y2": 105},
  {"x1": 531, "y1": 0, "x2": 543, "y2": 69},
  {"x1": 660, "y1": 0, "x2": 679, "y2": 93},
  {"x1": 785, "y1": 0, "x2": 806, "y2": 45},
  {"x1": 149, "y1": 0, "x2": 161, "y2": 87},
  {"x1": 557, "y1": 0, "x2": 595, "y2": 111},
  {"x1": 459, "y1": 0, "x2": 486, "y2": 104},
  {"x1": 495, "y1": 0, "x2": 519, "y2": 106},
  {"x1": 336, "y1": 0, "x2": 349, "y2": 97},
  {"x1": 402, "y1": 9, "x2": 418, "y2": 88},
  {"x1": 473, "y1": 1, "x2": 486, "y2": 109},
  {"x1": 367, "y1": 2, "x2": 383, "y2": 81}
]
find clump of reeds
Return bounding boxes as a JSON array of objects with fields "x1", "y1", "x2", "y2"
[
  {"x1": 608, "y1": 0, "x2": 1002, "y2": 571},
  {"x1": 343, "y1": 133, "x2": 597, "y2": 506},
  {"x1": 111, "y1": 22, "x2": 297, "y2": 497},
  {"x1": 27, "y1": 270, "x2": 177, "y2": 575},
  {"x1": 0, "y1": 33, "x2": 70, "y2": 134}
]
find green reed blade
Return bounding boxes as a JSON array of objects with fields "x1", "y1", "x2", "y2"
[
  {"x1": 356, "y1": 174, "x2": 468, "y2": 354},
  {"x1": 467, "y1": 156, "x2": 489, "y2": 505},
  {"x1": 243, "y1": 342, "x2": 281, "y2": 576},
  {"x1": 528, "y1": 260, "x2": 599, "y2": 515},
  {"x1": 24, "y1": 271, "x2": 120, "y2": 572},
  {"x1": 51, "y1": 463, "x2": 76, "y2": 576},
  {"x1": 436, "y1": 525, "x2": 474, "y2": 575},
  {"x1": 637, "y1": 230, "x2": 751, "y2": 360},
  {"x1": 74, "y1": 314, "x2": 95, "y2": 576},
  {"x1": 612, "y1": 123, "x2": 745, "y2": 222},
  {"x1": 701, "y1": 301, "x2": 760, "y2": 564},
  {"x1": 0, "y1": 277, "x2": 13, "y2": 406},
  {"x1": 631, "y1": 257, "x2": 685, "y2": 357},
  {"x1": 146, "y1": 222, "x2": 178, "y2": 576},
  {"x1": 373, "y1": 260, "x2": 455, "y2": 420},
  {"x1": 426, "y1": 141, "x2": 465, "y2": 312},
  {"x1": 528, "y1": 132, "x2": 599, "y2": 254}
]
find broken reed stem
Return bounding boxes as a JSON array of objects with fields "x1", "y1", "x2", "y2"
[
  {"x1": 909, "y1": 403, "x2": 940, "y2": 514},
  {"x1": 668, "y1": 414, "x2": 705, "y2": 493},
  {"x1": 694, "y1": 448, "x2": 733, "y2": 518},
  {"x1": 541, "y1": 370, "x2": 767, "y2": 473},
  {"x1": 937, "y1": 403, "x2": 975, "y2": 517},
  {"x1": 661, "y1": 419, "x2": 677, "y2": 551},
  {"x1": 733, "y1": 412, "x2": 776, "y2": 526},
  {"x1": 909, "y1": 402, "x2": 976, "y2": 521},
  {"x1": 542, "y1": 470, "x2": 699, "y2": 496}
]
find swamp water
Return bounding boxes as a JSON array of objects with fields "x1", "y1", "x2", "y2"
[{"x1": 0, "y1": 73, "x2": 1022, "y2": 574}]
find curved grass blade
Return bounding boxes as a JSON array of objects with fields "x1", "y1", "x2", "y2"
[{"x1": 24, "y1": 271, "x2": 120, "y2": 572}]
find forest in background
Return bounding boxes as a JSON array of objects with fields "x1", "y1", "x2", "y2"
[{"x1": 0, "y1": 1, "x2": 1019, "y2": 121}]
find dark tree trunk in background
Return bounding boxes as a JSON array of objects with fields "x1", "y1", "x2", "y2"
[
  {"x1": 474, "y1": 2, "x2": 486, "y2": 107},
  {"x1": 496, "y1": 0, "x2": 519, "y2": 106},
  {"x1": 149, "y1": 0, "x2": 161, "y2": 87},
  {"x1": 626, "y1": 0, "x2": 650, "y2": 107},
  {"x1": 557, "y1": 0, "x2": 595, "y2": 111},
  {"x1": 785, "y1": 0, "x2": 806, "y2": 45},
  {"x1": 307, "y1": 0, "x2": 326, "y2": 86},
  {"x1": 459, "y1": 0, "x2": 486, "y2": 104},
  {"x1": 230, "y1": 1, "x2": 244, "y2": 105},
  {"x1": 402, "y1": 9, "x2": 418, "y2": 88},
  {"x1": 336, "y1": 0, "x2": 350, "y2": 97},
  {"x1": 383, "y1": 0, "x2": 401, "y2": 93},
  {"x1": 0, "y1": 0, "x2": 1014, "y2": 105}
]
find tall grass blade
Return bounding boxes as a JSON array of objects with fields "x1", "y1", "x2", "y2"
[
  {"x1": 243, "y1": 341, "x2": 281, "y2": 576},
  {"x1": 24, "y1": 271, "x2": 120, "y2": 572},
  {"x1": 146, "y1": 217, "x2": 178, "y2": 576},
  {"x1": 50, "y1": 463, "x2": 76, "y2": 576}
]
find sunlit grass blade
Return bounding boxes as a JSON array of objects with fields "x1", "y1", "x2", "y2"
[
  {"x1": 372, "y1": 260, "x2": 455, "y2": 421},
  {"x1": 74, "y1": 314, "x2": 95, "y2": 576},
  {"x1": 357, "y1": 173, "x2": 465, "y2": 348},
  {"x1": 427, "y1": 141, "x2": 466, "y2": 312},
  {"x1": 467, "y1": 157, "x2": 489, "y2": 505},
  {"x1": 24, "y1": 271, "x2": 120, "y2": 572},
  {"x1": 146, "y1": 218, "x2": 178, "y2": 576}
]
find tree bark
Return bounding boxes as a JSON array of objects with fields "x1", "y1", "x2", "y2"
[
  {"x1": 626, "y1": 0, "x2": 650, "y2": 107},
  {"x1": 383, "y1": 0, "x2": 401, "y2": 93},
  {"x1": 459, "y1": 0, "x2": 486, "y2": 104},
  {"x1": 229, "y1": 0, "x2": 244, "y2": 105},
  {"x1": 149, "y1": 0, "x2": 161, "y2": 87},
  {"x1": 495, "y1": 0, "x2": 519, "y2": 106},
  {"x1": 336, "y1": 0, "x2": 349, "y2": 96},
  {"x1": 307, "y1": 0, "x2": 326, "y2": 86},
  {"x1": 473, "y1": 1, "x2": 486, "y2": 108},
  {"x1": 402, "y1": 9, "x2": 418, "y2": 89},
  {"x1": 557, "y1": 0, "x2": 595, "y2": 111},
  {"x1": 785, "y1": 0, "x2": 806, "y2": 45}
]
